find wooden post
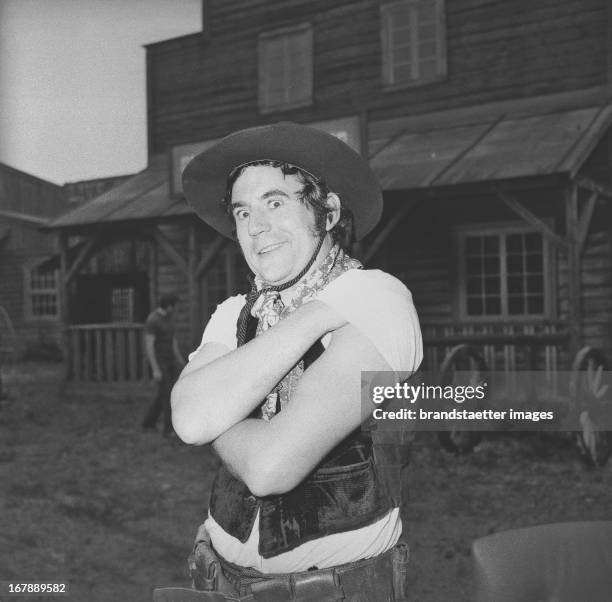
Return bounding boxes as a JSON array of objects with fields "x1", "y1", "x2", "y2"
[
  {"x1": 188, "y1": 222, "x2": 201, "y2": 349},
  {"x1": 565, "y1": 182, "x2": 582, "y2": 359},
  {"x1": 58, "y1": 231, "x2": 70, "y2": 379}
]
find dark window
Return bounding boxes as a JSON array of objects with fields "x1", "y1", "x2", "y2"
[
  {"x1": 25, "y1": 264, "x2": 59, "y2": 319},
  {"x1": 459, "y1": 228, "x2": 549, "y2": 319},
  {"x1": 258, "y1": 24, "x2": 313, "y2": 112},
  {"x1": 381, "y1": 0, "x2": 446, "y2": 87}
]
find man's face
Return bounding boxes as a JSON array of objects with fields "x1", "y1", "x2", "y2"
[{"x1": 231, "y1": 165, "x2": 320, "y2": 285}]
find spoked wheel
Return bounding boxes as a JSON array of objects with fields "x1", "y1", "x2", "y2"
[
  {"x1": 569, "y1": 346, "x2": 612, "y2": 467},
  {"x1": 437, "y1": 344, "x2": 488, "y2": 454}
]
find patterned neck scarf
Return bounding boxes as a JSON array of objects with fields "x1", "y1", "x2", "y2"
[{"x1": 249, "y1": 243, "x2": 362, "y2": 420}]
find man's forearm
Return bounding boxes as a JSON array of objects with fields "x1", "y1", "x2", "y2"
[{"x1": 171, "y1": 300, "x2": 341, "y2": 445}]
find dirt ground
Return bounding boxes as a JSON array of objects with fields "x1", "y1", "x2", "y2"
[{"x1": 1, "y1": 361, "x2": 611, "y2": 602}]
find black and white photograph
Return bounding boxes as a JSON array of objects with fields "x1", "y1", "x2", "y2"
[{"x1": 1, "y1": 1, "x2": 612, "y2": 601}]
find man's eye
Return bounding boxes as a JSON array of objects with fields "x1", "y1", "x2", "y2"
[
  {"x1": 235, "y1": 210, "x2": 249, "y2": 220},
  {"x1": 269, "y1": 199, "x2": 283, "y2": 208}
]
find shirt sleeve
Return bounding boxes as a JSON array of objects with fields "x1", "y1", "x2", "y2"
[
  {"x1": 188, "y1": 294, "x2": 246, "y2": 362},
  {"x1": 315, "y1": 269, "x2": 423, "y2": 373}
]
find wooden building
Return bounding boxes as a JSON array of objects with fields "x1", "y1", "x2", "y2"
[
  {"x1": 0, "y1": 163, "x2": 71, "y2": 359},
  {"x1": 0, "y1": 164, "x2": 130, "y2": 361},
  {"x1": 49, "y1": 0, "x2": 612, "y2": 385}
]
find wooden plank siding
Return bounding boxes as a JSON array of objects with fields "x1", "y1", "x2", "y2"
[
  {"x1": 146, "y1": 0, "x2": 609, "y2": 154},
  {"x1": 0, "y1": 221, "x2": 63, "y2": 358},
  {"x1": 375, "y1": 181, "x2": 612, "y2": 367}
]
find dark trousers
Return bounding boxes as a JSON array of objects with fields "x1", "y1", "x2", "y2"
[{"x1": 143, "y1": 362, "x2": 179, "y2": 433}]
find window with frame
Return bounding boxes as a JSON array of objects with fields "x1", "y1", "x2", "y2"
[
  {"x1": 25, "y1": 264, "x2": 59, "y2": 319},
  {"x1": 110, "y1": 287, "x2": 135, "y2": 323},
  {"x1": 381, "y1": 0, "x2": 446, "y2": 87},
  {"x1": 457, "y1": 227, "x2": 551, "y2": 319},
  {"x1": 258, "y1": 23, "x2": 313, "y2": 112}
]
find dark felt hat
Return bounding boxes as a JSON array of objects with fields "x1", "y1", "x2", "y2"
[{"x1": 182, "y1": 122, "x2": 382, "y2": 241}]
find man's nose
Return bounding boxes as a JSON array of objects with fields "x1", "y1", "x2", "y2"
[{"x1": 247, "y1": 209, "x2": 270, "y2": 236}]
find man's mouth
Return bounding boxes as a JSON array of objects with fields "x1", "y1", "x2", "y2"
[{"x1": 257, "y1": 242, "x2": 286, "y2": 255}]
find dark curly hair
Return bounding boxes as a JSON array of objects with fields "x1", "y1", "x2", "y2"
[{"x1": 222, "y1": 160, "x2": 353, "y2": 249}]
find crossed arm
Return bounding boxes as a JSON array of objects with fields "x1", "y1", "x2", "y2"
[{"x1": 170, "y1": 299, "x2": 391, "y2": 496}]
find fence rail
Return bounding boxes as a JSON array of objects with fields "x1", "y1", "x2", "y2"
[
  {"x1": 421, "y1": 321, "x2": 569, "y2": 378},
  {"x1": 66, "y1": 323, "x2": 150, "y2": 382}
]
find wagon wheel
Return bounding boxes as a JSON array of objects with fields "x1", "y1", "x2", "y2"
[
  {"x1": 437, "y1": 344, "x2": 488, "y2": 454},
  {"x1": 569, "y1": 346, "x2": 612, "y2": 467}
]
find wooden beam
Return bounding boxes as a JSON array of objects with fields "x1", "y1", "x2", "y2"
[
  {"x1": 576, "y1": 191, "x2": 598, "y2": 256},
  {"x1": 195, "y1": 234, "x2": 227, "y2": 277},
  {"x1": 187, "y1": 222, "x2": 201, "y2": 348},
  {"x1": 148, "y1": 226, "x2": 189, "y2": 276},
  {"x1": 58, "y1": 231, "x2": 70, "y2": 380},
  {"x1": 574, "y1": 175, "x2": 612, "y2": 200},
  {"x1": 64, "y1": 236, "x2": 101, "y2": 285},
  {"x1": 565, "y1": 182, "x2": 582, "y2": 358},
  {"x1": 363, "y1": 200, "x2": 419, "y2": 265},
  {"x1": 147, "y1": 239, "x2": 157, "y2": 313},
  {"x1": 495, "y1": 188, "x2": 568, "y2": 253}
]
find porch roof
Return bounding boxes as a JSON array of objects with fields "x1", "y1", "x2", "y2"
[
  {"x1": 47, "y1": 154, "x2": 190, "y2": 229},
  {"x1": 369, "y1": 96, "x2": 612, "y2": 190},
  {"x1": 48, "y1": 92, "x2": 612, "y2": 230}
]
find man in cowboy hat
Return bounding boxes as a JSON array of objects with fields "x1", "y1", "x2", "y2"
[{"x1": 168, "y1": 122, "x2": 422, "y2": 601}]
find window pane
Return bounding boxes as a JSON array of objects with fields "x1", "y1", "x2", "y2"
[
  {"x1": 483, "y1": 256, "x2": 499, "y2": 275},
  {"x1": 507, "y1": 254, "x2": 524, "y2": 273},
  {"x1": 527, "y1": 296, "x2": 544, "y2": 314},
  {"x1": 259, "y1": 27, "x2": 311, "y2": 109},
  {"x1": 466, "y1": 277, "x2": 482, "y2": 295},
  {"x1": 460, "y1": 229, "x2": 547, "y2": 319},
  {"x1": 394, "y1": 63, "x2": 414, "y2": 82},
  {"x1": 394, "y1": 43, "x2": 412, "y2": 63},
  {"x1": 508, "y1": 295, "x2": 525, "y2": 315},
  {"x1": 467, "y1": 297, "x2": 483, "y2": 315},
  {"x1": 525, "y1": 253, "x2": 543, "y2": 272},
  {"x1": 418, "y1": 23, "x2": 437, "y2": 40},
  {"x1": 526, "y1": 275, "x2": 544, "y2": 294},
  {"x1": 483, "y1": 236, "x2": 499, "y2": 254},
  {"x1": 507, "y1": 275, "x2": 524, "y2": 294},
  {"x1": 416, "y1": 0, "x2": 436, "y2": 22},
  {"x1": 466, "y1": 256, "x2": 481, "y2": 275},
  {"x1": 506, "y1": 234, "x2": 523, "y2": 253},
  {"x1": 485, "y1": 297, "x2": 501, "y2": 315},
  {"x1": 484, "y1": 277, "x2": 500, "y2": 294}
]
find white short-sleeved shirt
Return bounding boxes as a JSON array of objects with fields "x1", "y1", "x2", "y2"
[{"x1": 189, "y1": 269, "x2": 423, "y2": 572}]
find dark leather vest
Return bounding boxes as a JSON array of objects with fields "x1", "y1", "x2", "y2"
[{"x1": 208, "y1": 314, "x2": 393, "y2": 558}]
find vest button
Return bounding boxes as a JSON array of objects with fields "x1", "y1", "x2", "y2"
[{"x1": 246, "y1": 495, "x2": 257, "y2": 505}]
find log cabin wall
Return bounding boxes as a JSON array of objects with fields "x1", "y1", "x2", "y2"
[
  {"x1": 0, "y1": 165, "x2": 68, "y2": 357},
  {"x1": 379, "y1": 181, "x2": 612, "y2": 366},
  {"x1": 146, "y1": 0, "x2": 609, "y2": 154}
]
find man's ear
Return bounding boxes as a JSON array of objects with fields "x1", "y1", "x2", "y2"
[{"x1": 325, "y1": 193, "x2": 341, "y2": 232}]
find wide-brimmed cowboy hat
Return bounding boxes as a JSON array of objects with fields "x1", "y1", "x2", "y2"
[{"x1": 182, "y1": 122, "x2": 382, "y2": 241}]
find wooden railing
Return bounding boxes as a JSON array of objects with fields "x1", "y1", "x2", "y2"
[
  {"x1": 421, "y1": 321, "x2": 569, "y2": 378},
  {"x1": 66, "y1": 323, "x2": 150, "y2": 382}
]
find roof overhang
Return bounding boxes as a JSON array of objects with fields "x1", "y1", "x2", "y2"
[
  {"x1": 46, "y1": 90, "x2": 612, "y2": 232},
  {"x1": 369, "y1": 94, "x2": 612, "y2": 191}
]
